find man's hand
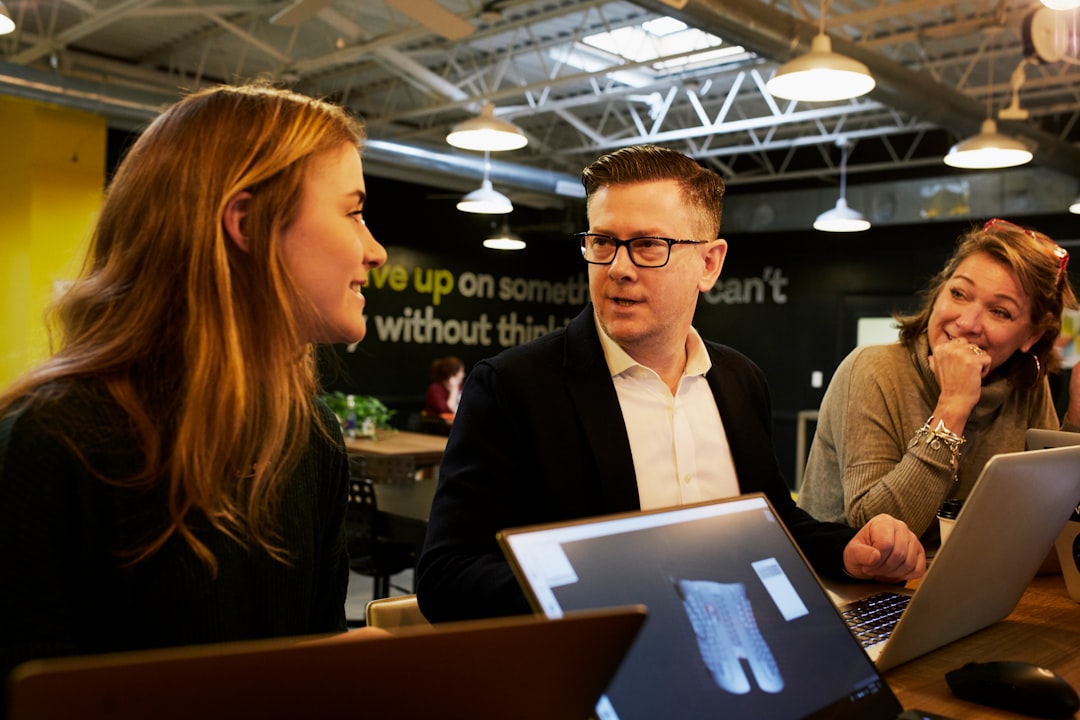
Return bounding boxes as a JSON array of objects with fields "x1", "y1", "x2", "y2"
[{"x1": 842, "y1": 514, "x2": 926, "y2": 582}]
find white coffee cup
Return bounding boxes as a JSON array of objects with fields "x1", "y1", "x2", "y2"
[{"x1": 937, "y1": 499, "x2": 963, "y2": 547}]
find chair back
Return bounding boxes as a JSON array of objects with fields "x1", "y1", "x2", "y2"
[{"x1": 365, "y1": 594, "x2": 429, "y2": 629}]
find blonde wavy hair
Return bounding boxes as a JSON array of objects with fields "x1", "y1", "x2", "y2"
[
  {"x1": 0, "y1": 83, "x2": 365, "y2": 572},
  {"x1": 896, "y1": 219, "x2": 1078, "y2": 389}
]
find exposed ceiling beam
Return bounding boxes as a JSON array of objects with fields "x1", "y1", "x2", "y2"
[{"x1": 632, "y1": 0, "x2": 1080, "y2": 180}]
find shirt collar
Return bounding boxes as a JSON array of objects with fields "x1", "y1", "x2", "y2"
[{"x1": 593, "y1": 311, "x2": 712, "y2": 378}]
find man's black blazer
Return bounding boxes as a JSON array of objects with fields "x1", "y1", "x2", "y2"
[{"x1": 416, "y1": 305, "x2": 856, "y2": 622}]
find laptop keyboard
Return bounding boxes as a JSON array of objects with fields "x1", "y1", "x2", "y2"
[{"x1": 840, "y1": 591, "x2": 912, "y2": 648}]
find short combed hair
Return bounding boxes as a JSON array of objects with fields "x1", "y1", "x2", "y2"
[
  {"x1": 1, "y1": 83, "x2": 365, "y2": 572},
  {"x1": 896, "y1": 220, "x2": 1078, "y2": 388},
  {"x1": 581, "y1": 145, "x2": 725, "y2": 238}
]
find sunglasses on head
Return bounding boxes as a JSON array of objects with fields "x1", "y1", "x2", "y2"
[{"x1": 983, "y1": 217, "x2": 1069, "y2": 283}]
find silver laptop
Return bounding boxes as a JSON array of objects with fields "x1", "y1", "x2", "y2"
[
  {"x1": 830, "y1": 443, "x2": 1080, "y2": 671},
  {"x1": 498, "y1": 494, "x2": 907, "y2": 720},
  {"x1": 1026, "y1": 427, "x2": 1080, "y2": 451},
  {"x1": 1024, "y1": 428, "x2": 1080, "y2": 599}
]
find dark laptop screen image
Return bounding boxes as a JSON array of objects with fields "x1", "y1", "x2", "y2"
[{"x1": 500, "y1": 496, "x2": 904, "y2": 720}]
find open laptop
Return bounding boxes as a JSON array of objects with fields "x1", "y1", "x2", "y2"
[
  {"x1": 498, "y1": 445, "x2": 1080, "y2": 717},
  {"x1": 827, "y1": 443, "x2": 1080, "y2": 671},
  {"x1": 8, "y1": 606, "x2": 645, "y2": 720},
  {"x1": 1026, "y1": 427, "x2": 1080, "y2": 451},
  {"x1": 499, "y1": 494, "x2": 907, "y2": 720},
  {"x1": 1024, "y1": 428, "x2": 1080, "y2": 599}
]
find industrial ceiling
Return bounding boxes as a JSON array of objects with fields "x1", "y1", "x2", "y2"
[{"x1": 2, "y1": 0, "x2": 1079, "y2": 223}]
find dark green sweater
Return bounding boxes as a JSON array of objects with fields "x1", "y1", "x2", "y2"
[{"x1": 0, "y1": 383, "x2": 350, "y2": 700}]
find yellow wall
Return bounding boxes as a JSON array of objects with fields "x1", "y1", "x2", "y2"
[{"x1": 0, "y1": 96, "x2": 105, "y2": 389}]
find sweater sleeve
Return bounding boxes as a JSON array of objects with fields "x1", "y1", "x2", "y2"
[{"x1": 833, "y1": 349, "x2": 956, "y2": 537}]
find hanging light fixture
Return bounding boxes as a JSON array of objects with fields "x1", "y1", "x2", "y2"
[
  {"x1": 1069, "y1": 197, "x2": 1080, "y2": 214},
  {"x1": 814, "y1": 139, "x2": 870, "y2": 232},
  {"x1": 944, "y1": 118, "x2": 1033, "y2": 169},
  {"x1": 446, "y1": 102, "x2": 528, "y2": 152},
  {"x1": 0, "y1": 1, "x2": 15, "y2": 35},
  {"x1": 944, "y1": 27, "x2": 1033, "y2": 170},
  {"x1": 457, "y1": 151, "x2": 513, "y2": 214},
  {"x1": 1041, "y1": 0, "x2": 1080, "y2": 9},
  {"x1": 765, "y1": 0, "x2": 875, "y2": 102},
  {"x1": 483, "y1": 222, "x2": 526, "y2": 250}
]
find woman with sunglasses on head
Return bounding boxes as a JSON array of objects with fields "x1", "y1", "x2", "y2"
[{"x1": 798, "y1": 219, "x2": 1078, "y2": 543}]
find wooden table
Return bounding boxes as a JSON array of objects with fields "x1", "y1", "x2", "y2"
[
  {"x1": 344, "y1": 429, "x2": 447, "y2": 468},
  {"x1": 885, "y1": 574, "x2": 1080, "y2": 717}
]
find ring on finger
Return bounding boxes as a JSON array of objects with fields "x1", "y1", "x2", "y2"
[{"x1": 970, "y1": 345, "x2": 983, "y2": 356}]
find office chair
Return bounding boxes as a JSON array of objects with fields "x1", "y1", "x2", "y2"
[
  {"x1": 345, "y1": 477, "x2": 415, "y2": 602},
  {"x1": 365, "y1": 594, "x2": 430, "y2": 630}
]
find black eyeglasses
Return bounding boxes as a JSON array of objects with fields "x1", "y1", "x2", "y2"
[
  {"x1": 576, "y1": 233, "x2": 710, "y2": 268},
  {"x1": 983, "y1": 218, "x2": 1070, "y2": 283}
]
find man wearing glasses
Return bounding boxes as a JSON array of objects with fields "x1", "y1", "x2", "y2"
[{"x1": 417, "y1": 144, "x2": 925, "y2": 622}]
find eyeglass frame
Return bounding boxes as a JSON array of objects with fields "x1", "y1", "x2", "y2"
[
  {"x1": 983, "y1": 218, "x2": 1069, "y2": 283},
  {"x1": 575, "y1": 232, "x2": 713, "y2": 268}
]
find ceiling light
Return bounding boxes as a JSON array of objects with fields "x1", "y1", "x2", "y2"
[
  {"x1": 483, "y1": 223, "x2": 526, "y2": 250},
  {"x1": 457, "y1": 179, "x2": 513, "y2": 214},
  {"x1": 814, "y1": 198, "x2": 871, "y2": 232},
  {"x1": 945, "y1": 33, "x2": 1034, "y2": 171},
  {"x1": 943, "y1": 119, "x2": 1033, "y2": 169},
  {"x1": 1041, "y1": 0, "x2": 1080, "y2": 9},
  {"x1": 1070, "y1": 197, "x2": 1080, "y2": 214},
  {"x1": 765, "y1": 0, "x2": 875, "y2": 103},
  {"x1": 457, "y1": 151, "x2": 513, "y2": 214},
  {"x1": 0, "y1": 1, "x2": 15, "y2": 34},
  {"x1": 815, "y1": 139, "x2": 870, "y2": 232},
  {"x1": 446, "y1": 102, "x2": 527, "y2": 152}
]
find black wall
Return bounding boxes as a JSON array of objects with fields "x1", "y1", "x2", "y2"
[
  {"x1": 104, "y1": 128, "x2": 1075, "y2": 488},
  {"x1": 335, "y1": 174, "x2": 1077, "y2": 488}
]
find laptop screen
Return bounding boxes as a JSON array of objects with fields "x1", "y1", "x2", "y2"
[{"x1": 499, "y1": 494, "x2": 904, "y2": 720}]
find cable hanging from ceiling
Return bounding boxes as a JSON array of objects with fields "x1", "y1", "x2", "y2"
[
  {"x1": 814, "y1": 138, "x2": 870, "y2": 232},
  {"x1": 456, "y1": 150, "x2": 513, "y2": 214},
  {"x1": 944, "y1": 12, "x2": 1033, "y2": 170},
  {"x1": 447, "y1": 101, "x2": 527, "y2": 215}
]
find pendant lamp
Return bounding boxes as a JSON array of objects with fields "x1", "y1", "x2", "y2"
[
  {"x1": 765, "y1": 0, "x2": 875, "y2": 102},
  {"x1": 446, "y1": 102, "x2": 528, "y2": 152},
  {"x1": 484, "y1": 222, "x2": 526, "y2": 250},
  {"x1": 814, "y1": 139, "x2": 870, "y2": 232},
  {"x1": 944, "y1": 118, "x2": 1033, "y2": 169},
  {"x1": 944, "y1": 31, "x2": 1033, "y2": 170},
  {"x1": 0, "y1": 1, "x2": 15, "y2": 34},
  {"x1": 457, "y1": 151, "x2": 513, "y2": 214},
  {"x1": 1069, "y1": 197, "x2": 1080, "y2": 214}
]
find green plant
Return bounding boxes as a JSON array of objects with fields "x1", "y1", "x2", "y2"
[
  {"x1": 351, "y1": 394, "x2": 396, "y2": 429},
  {"x1": 319, "y1": 391, "x2": 396, "y2": 431}
]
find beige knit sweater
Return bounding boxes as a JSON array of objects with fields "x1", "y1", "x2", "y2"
[{"x1": 797, "y1": 334, "x2": 1068, "y2": 540}]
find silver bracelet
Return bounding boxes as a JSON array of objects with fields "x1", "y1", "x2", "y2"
[{"x1": 912, "y1": 416, "x2": 965, "y2": 481}]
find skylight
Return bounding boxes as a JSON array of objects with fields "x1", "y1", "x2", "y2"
[{"x1": 579, "y1": 17, "x2": 749, "y2": 75}]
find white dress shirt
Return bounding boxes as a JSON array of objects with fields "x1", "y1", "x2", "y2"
[{"x1": 595, "y1": 315, "x2": 740, "y2": 510}]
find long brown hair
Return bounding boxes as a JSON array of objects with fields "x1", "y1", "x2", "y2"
[
  {"x1": 896, "y1": 219, "x2": 1077, "y2": 388},
  {"x1": 0, "y1": 83, "x2": 365, "y2": 572}
]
